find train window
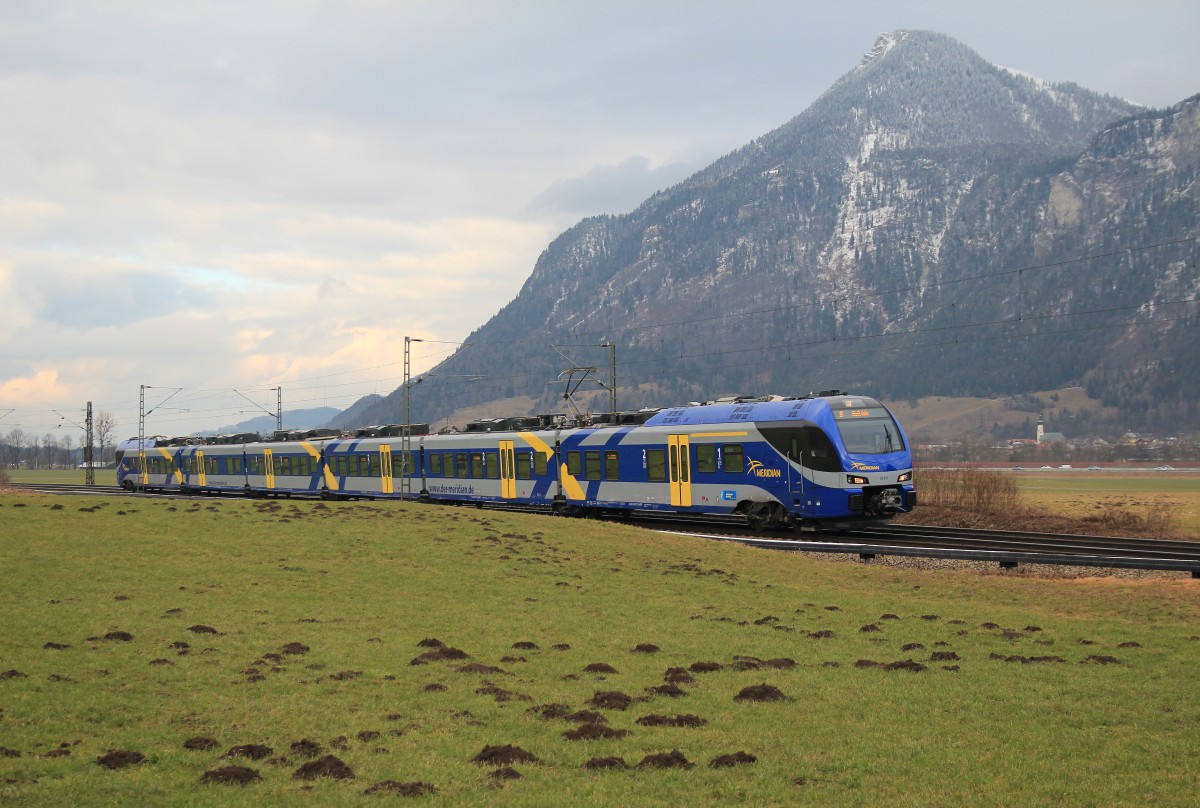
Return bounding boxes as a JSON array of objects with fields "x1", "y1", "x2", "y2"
[
  {"x1": 585, "y1": 450, "x2": 601, "y2": 481},
  {"x1": 516, "y1": 452, "x2": 531, "y2": 479},
  {"x1": 486, "y1": 453, "x2": 499, "y2": 479},
  {"x1": 470, "y1": 453, "x2": 483, "y2": 478},
  {"x1": 724, "y1": 444, "x2": 744, "y2": 473},
  {"x1": 669, "y1": 445, "x2": 678, "y2": 483},
  {"x1": 280, "y1": 456, "x2": 291, "y2": 475},
  {"x1": 368, "y1": 454, "x2": 380, "y2": 477},
  {"x1": 430, "y1": 453, "x2": 443, "y2": 475},
  {"x1": 534, "y1": 453, "x2": 548, "y2": 477},
  {"x1": 456, "y1": 453, "x2": 469, "y2": 478},
  {"x1": 566, "y1": 451, "x2": 582, "y2": 477},
  {"x1": 695, "y1": 444, "x2": 717, "y2": 473},
  {"x1": 760, "y1": 426, "x2": 841, "y2": 472},
  {"x1": 605, "y1": 451, "x2": 619, "y2": 481},
  {"x1": 647, "y1": 449, "x2": 666, "y2": 482}
]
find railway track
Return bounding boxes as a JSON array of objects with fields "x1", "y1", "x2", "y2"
[
  {"x1": 8, "y1": 482, "x2": 1199, "y2": 576},
  {"x1": 661, "y1": 522, "x2": 1200, "y2": 577}
]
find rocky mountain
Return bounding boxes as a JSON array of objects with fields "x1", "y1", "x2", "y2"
[{"x1": 346, "y1": 30, "x2": 1198, "y2": 436}]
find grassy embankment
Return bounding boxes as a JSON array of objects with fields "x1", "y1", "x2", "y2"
[{"x1": 1, "y1": 491, "x2": 1198, "y2": 806}]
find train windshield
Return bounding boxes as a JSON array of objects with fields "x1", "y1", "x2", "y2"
[{"x1": 829, "y1": 399, "x2": 905, "y2": 455}]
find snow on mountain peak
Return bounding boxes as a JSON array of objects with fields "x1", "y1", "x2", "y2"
[{"x1": 859, "y1": 31, "x2": 909, "y2": 67}]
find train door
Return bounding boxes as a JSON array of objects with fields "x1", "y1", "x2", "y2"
[
  {"x1": 264, "y1": 448, "x2": 275, "y2": 490},
  {"x1": 380, "y1": 445, "x2": 394, "y2": 495},
  {"x1": 196, "y1": 450, "x2": 207, "y2": 487},
  {"x1": 668, "y1": 434, "x2": 692, "y2": 507},
  {"x1": 499, "y1": 440, "x2": 516, "y2": 499}
]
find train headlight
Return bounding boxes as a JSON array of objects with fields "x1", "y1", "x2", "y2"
[
  {"x1": 847, "y1": 475, "x2": 869, "y2": 485},
  {"x1": 898, "y1": 471, "x2": 912, "y2": 482}
]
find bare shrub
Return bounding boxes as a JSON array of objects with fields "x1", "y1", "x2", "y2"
[{"x1": 916, "y1": 467, "x2": 1020, "y2": 513}]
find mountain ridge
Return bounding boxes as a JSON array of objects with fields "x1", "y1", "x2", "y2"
[{"x1": 338, "y1": 31, "x2": 1197, "y2": 438}]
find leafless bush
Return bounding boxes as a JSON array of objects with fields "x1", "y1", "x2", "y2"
[
  {"x1": 916, "y1": 467, "x2": 1021, "y2": 513},
  {"x1": 1093, "y1": 505, "x2": 1176, "y2": 539}
]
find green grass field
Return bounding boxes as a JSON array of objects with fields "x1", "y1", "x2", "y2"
[{"x1": 2, "y1": 491, "x2": 1198, "y2": 805}]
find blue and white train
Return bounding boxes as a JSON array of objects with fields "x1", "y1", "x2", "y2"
[{"x1": 116, "y1": 391, "x2": 915, "y2": 530}]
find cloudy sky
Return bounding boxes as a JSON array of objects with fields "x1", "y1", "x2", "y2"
[{"x1": 2, "y1": 1, "x2": 1197, "y2": 441}]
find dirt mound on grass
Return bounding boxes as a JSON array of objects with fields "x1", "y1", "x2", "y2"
[
  {"x1": 200, "y1": 765, "x2": 261, "y2": 785},
  {"x1": 586, "y1": 691, "x2": 632, "y2": 710},
  {"x1": 410, "y1": 647, "x2": 469, "y2": 665},
  {"x1": 183, "y1": 737, "x2": 218, "y2": 751},
  {"x1": 188, "y1": 625, "x2": 219, "y2": 634},
  {"x1": 364, "y1": 780, "x2": 436, "y2": 796},
  {"x1": 102, "y1": 631, "x2": 134, "y2": 642},
  {"x1": 689, "y1": 661, "x2": 723, "y2": 673},
  {"x1": 290, "y1": 739, "x2": 322, "y2": 757},
  {"x1": 990, "y1": 653, "x2": 1066, "y2": 664},
  {"x1": 530, "y1": 703, "x2": 571, "y2": 720},
  {"x1": 1082, "y1": 655, "x2": 1121, "y2": 664},
  {"x1": 663, "y1": 667, "x2": 694, "y2": 684},
  {"x1": 512, "y1": 641, "x2": 539, "y2": 650},
  {"x1": 883, "y1": 660, "x2": 927, "y2": 672},
  {"x1": 636, "y1": 750, "x2": 693, "y2": 769},
  {"x1": 225, "y1": 744, "x2": 273, "y2": 760},
  {"x1": 417, "y1": 638, "x2": 444, "y2": 648},
  {"x1": 733, "y1": 684, "x2": 788, "y2": 702},
  {"x1": 646, "y1": 684, "x2": 687, "y2": 698},
  {"x1": 293, "y1": 754, "x2": 354, "y2": 779},
  {"x1": 456, "y1": 663, "x2": 503, "y2": 674},
  {"x1": 471, "y1": 744, "x2": 539, "y2": 766},
  {"x1": 281, "y1": 642, "x2": 309, "y2": 655},
  {"x1": 710, "y1": 751, "x2": 757, "y2": 768},
  {"x1": 96, "y1": 750, "x2": 145, "y2": 769},
  {"x1": 636, "y1": 714, "x2": 707, "y2": 727},
  {"x1": 563, "y1": 723, "x2": 629, "y2": 741},
  {"x1": 42, "y1": 642, "x2": 71, "y2": 650},
  {"x1": 583, "y1": 756, "x2": 628, "y2": 770},
  {"x1": 583, "y1": 662, "x2": 618, "y2": 674},
  {"x1": 632, "y1": 643, "x2": 660, "y2": 653},
  {"x1": 489, "y1": 766, "x2": 522, "y2": 780},
  {"x1": 565, "y1": 710, "x2": 607, "y2": 724}
]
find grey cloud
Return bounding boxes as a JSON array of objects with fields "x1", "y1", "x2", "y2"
[
  {"x1": 37, "y1": 272, "x2": 191, "y2": 329},
  {"x1": 527, "y1": 155, "x2": 703, "y2": 217}
]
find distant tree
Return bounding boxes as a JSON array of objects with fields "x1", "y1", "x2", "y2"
[{"x1": 94, "y1": 411, "x2": 117, "y2": 464}]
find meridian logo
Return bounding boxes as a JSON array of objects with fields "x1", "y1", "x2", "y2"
[
  {"x1": 850, "y1": 461, "x2": 882, "y2": 471},
  {"x1": 746, "y1": 460, "x2": 781, "y2": 478}
]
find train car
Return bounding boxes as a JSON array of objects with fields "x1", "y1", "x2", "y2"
[
  {"x1": 242, "y1": 438, "x2": 339, "y2": 497},
  {"x1": 325, "y1": 391, "x2": 914, "y2": 530}
]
